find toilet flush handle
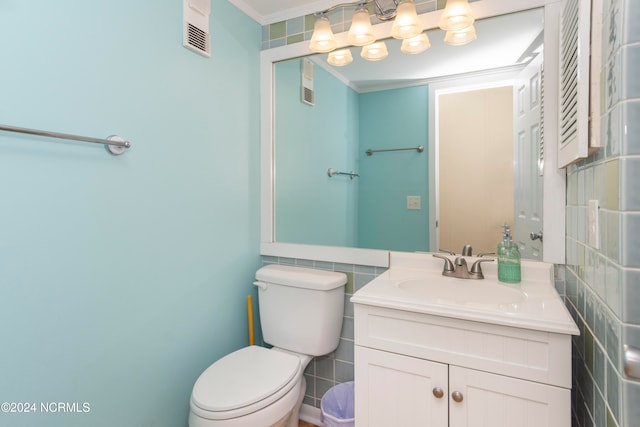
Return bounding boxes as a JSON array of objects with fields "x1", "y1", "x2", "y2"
[{"x1": 253, "y1": 281, "x2": 268, "y2": 290}]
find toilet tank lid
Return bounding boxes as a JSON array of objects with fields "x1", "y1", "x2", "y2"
[{"x1": 256, "y1": 265, "x2": 347, "y2": 290}]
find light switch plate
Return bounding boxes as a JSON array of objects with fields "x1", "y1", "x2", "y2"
[{"x1": 407, "y1": 196, "x2": 421, "y2": 210}]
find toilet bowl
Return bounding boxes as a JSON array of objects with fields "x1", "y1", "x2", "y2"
[
  {"x1": 188, "y1": 265, "x2": 347, "y2": 427},
  {"x1": 189, "y1": 346, "x2": 310, "y2": 427}
]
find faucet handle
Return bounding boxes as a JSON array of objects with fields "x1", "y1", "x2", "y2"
[
  {"x1": 478, "y1": 252, "x2": 496, "y2": 257},
  {"x1": 469, "y1": 258, "x2": 494, "y2": 277},
  {"x1": 432, "y1": 254, "x2": 455, "y2": 273},
  {"x1": 438, "y1": 248, "x2": 456, "y2": 255}
]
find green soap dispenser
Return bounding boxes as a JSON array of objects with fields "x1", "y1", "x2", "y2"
[{"x1": 497, "y1": 224, "x2": 521, "y2": 283}]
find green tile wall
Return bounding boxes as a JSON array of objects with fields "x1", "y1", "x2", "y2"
[{"x1": 564, "y1": 0, "x2": 640, "y2": 426}]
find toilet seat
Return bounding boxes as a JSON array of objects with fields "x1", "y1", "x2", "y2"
[{"x1": 191, "y1": 346, "x2": 301, "y2": 420}]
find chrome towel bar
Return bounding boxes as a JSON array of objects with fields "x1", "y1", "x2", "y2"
[
  {"x1": 327, "y1": 168, "x2": 359, "y2": 179},
  {"x1": 0, "y1": 124, "x2": 131, "y2": 155},
  {"x1": 366, "y1": 145, "x2": 424, "y2": 156}
]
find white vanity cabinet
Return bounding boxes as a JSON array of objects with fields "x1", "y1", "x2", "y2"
[{"x1": 353, "y1": 304, "x2": 572, "y2": 427}]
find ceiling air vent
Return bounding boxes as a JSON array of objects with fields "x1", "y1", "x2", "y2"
[{"x1": 183, "y1": 0, "x2": 211, "y2": 57}]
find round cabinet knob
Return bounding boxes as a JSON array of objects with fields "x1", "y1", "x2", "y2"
[
  {"x1": 432, "y1": 387, "x2": 444, "y2": 399},
  {"x1": 451, "y1": 391, "x2": 464, "y2": 403}
]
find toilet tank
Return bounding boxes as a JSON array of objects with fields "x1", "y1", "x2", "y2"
[{"x1": 254, "y1": 265, "x2": 346, "y2": 356}]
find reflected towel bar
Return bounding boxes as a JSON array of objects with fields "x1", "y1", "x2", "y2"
[
  {"x1": 366, "y1": 145, "x2": 424, "y2": 156},
  {"x1": 327, "y1": 168, "x2": 359, "y2": 179},
  {"x1": 0, "y1": 124, "x2": 131, "y2": 155}
]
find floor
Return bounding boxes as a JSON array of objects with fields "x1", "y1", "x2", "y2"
[{"x1": 299, "y1": 421, "x2": 319, "y2": 427}]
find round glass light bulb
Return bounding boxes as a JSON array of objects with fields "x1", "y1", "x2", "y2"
[
  {"x1": 361, "y1": 42, "x2": 388, "y2": 61},
  {"x1": 348, "y1": 8, "x2": 376, "y2": 46},
  {"x1": 309, "y1": 16, "x2": 337, "y2": 53},
  {"x1": 439, "y1": 0, "x2": 475, "y2": 32},
  {"x1": 401, "y1": 32, "x2": 430, "y2": 54},
  {"x1": 444, "y1": 25, "x2": 477, "y2": 46},
  {"x1": 328, "y1": 49, "x2": 353, "y2": 66},
  {"x1": 391, "y1": 0, "x2": 422, "y2": 39}
]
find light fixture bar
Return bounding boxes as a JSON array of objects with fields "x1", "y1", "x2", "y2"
[
  {"x1": 316, "y1": 1, "x2": 369, "y2": 16},
  {"x1": 315, "y1": 0, "x2": 400, "y2": 21},
  {"x1": 373, "y1": 0, "x2": 399, "y2": 20},
  {"x1": 311, "y1": 0, "x2": 477, "y2": 63}
]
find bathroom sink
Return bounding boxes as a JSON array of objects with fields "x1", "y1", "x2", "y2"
[
  {"x1": 395, "y1": 279, "x2": 526, "y2": 307},
  {"x1": 351, "y1": 251, "x2": 580, "y2": 335}
]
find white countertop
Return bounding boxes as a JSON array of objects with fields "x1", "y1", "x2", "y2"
[{"x1": 351, "y1": 252, "x2": 579, "y2": 335}]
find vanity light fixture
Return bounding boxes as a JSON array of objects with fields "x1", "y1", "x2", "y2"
[
  {"x1": 310, "y1": 0, "x2": 476, "y2": 64},
  {"x1": 309, "y1": 0, "x2": 422, "y2": 56},
  {"x1": 444, "y1": 24, "x2": 477, "y2": 46},
  {"x1": 328, "y1": 48, "x2": 354, "y2": 66},
  {"x1": 400, "y1": 32, "x2": 430, "y2": 54},
  {"x1": 439, "y1": 0, "x2": 475, "y2": 32},
  {"x1": 360, "y1": 41, "x2": 388, "y2": 60}
]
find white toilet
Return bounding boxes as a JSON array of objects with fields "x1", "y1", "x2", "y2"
[{"x1": 189, "y1": 264, "x2": 347, "y2": 427}]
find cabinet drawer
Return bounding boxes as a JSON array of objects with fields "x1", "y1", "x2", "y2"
[{"x1": 354, "y1": 304, "x2": 572, "y2": 388}]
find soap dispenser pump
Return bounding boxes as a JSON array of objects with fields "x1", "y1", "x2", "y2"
[{"x1": 497, "y1": 224, "x2": 521, "y2": 284}]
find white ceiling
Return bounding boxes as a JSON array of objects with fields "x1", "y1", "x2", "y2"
[{"x1": 229, "y1": 0, "x2": 337, "y2": 25}]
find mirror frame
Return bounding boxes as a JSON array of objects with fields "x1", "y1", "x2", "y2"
[{"x1": 260, "y1": 0, "x2": 565, "y2": 267}]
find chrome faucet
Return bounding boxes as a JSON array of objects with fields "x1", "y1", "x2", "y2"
[
  {"x1": 433, "y1": 253, "x2": 493, "y2": 279},
  {"x1": 439, "y1": 245, "x2": 474, "y2": 256}
]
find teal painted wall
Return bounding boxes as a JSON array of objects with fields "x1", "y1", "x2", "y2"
[
  {"x1": 275, "y1": 60, "x2": 359, "y2": 247},
  {"x1": 275, "y1": 68, "x2": 430, "y2": 252},
  {"x1": 358, "y1": 86, "x2": 430, "y2": 252},
  {"x1": 0, "y1": 1, "x2": 261, "y2": 426}
]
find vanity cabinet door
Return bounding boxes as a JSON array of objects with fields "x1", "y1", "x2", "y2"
[
  {"x1": 448, "y1": 366, "x2": 570, "y2": 427},
  {"x1": 355, "y1": 346, "x2": 448, "y2": 427}
]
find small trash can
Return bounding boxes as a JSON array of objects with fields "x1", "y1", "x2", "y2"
[{"x1": 320, "y1": 381, "x2": 355, "y2": 427}]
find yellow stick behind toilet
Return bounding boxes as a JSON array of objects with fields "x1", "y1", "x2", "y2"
[{"x1": 247, "y1": 294, "x2": 254, "y2": 345}]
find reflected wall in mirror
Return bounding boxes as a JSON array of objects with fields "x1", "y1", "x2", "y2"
[
  {"x1": 272, "y1": 8, "x2": 547, "y2": 259},
  {"x1": 437, "y1": 86, "x2": 515, "y2": 255},
  {"x1": 275, "y1": 58, "x2": 429, "y2": 251}
]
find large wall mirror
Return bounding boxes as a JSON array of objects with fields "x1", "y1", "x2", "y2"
[{"x1": 261, "y1": 0, "x2": 566, "y2": 267}]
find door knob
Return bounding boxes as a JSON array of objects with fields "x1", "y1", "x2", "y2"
[
  {"x1": 530, "y1": 231, "x2": 543, "y2": 241},
  {"x1": 432, "y1": 387, "x2": 444, "y2": 398},
  {"x1": 451, "y1": 391, "x2": 464, "y2": 402}
]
